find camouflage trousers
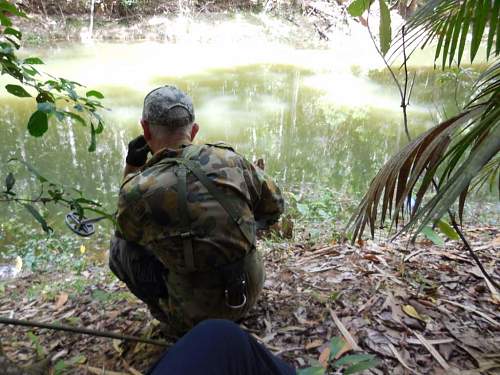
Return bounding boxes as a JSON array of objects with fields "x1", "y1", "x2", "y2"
[{"x1": 109, "y1": 236, "x2": 265, "y2": 334}]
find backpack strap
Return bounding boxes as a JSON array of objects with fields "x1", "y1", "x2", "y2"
[
  {"x1": 151, "y1": 145, "x2": 255, "y2": 272},
  {"x1": 205, "y1": 142, "x2": 235, "y2": 152},
  {"x1": 175, "y1": 164, "x2": 196, "y2": 272},
  {"x1": 180, "y1": 159, "x2": 255, "y2": 248}
]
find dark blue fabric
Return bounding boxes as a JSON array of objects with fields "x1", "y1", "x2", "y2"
[{"x1": 147, "y1": 320, "x2": 296, "y2": 375}]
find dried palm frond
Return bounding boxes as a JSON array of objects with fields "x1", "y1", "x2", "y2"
[{"x1": 347, "y1": 61, "x2": 499, "y2": 242}]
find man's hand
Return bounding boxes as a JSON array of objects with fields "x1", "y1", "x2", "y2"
[{"x1": 126, "y1": 135, "x2": 150, "y2": 167}]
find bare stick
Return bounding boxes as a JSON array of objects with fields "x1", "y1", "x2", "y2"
[
  {"x1": 366, "y1": 12, "x2": 411, "y2": 141},
  {"x1": 0, "y1": 317, "x2": 170, "y2": 347},
  {"x1": 450, "y1": 216, "x2": 499, "y2": 290}
]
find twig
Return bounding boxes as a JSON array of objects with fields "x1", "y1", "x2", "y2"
[
  {"x1": 388, "y1": 342, "x2": 422, "y2": 375},
  {"x1": 403, "y1": 249, "x2": 427, "y2": 262},
  {"x1": 439, "y1": 299, "x2": 499, "y2": 327},
  {"x1": 449, "y1": 215, "x2": 500, "y2": 290},
  {"x1": 412, "y1": 331, "x2": 450, "y2": 370},
  {"x1": 401, "y1": 25, "x2": 411, "y2": 141},
  {"x1": 366, "y1": 11, "x2": 411, "y2": 142},
  {"x1": 0, "y1": 317, "x2": 170, "y2": 347},
  {"x1": 328, "y1": 308, "x2": 361, "y2": 351}
]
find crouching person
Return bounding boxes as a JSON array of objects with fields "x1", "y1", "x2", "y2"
[{"x1": 109, "y1": 86, "x2": 284, "y2": 334}]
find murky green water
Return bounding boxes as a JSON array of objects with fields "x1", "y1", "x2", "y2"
[{"x1": 0, "y1": 41, "x2": 477, "y2": 238}]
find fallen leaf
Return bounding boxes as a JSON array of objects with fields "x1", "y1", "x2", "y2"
[
  {"x1": 403, "y1": 304, "x2": 426, "y2": 322},
  {"x1": 113, "y1": 339, "x2": 124, "y2": 355},
  {"x1": 54, "y1": 292, "x2": 69, "y2": 310},
  {"x1": 305, "y1": 339, "x2": 324, "y2": 350},
  {"x1": 318, "y1": 347, "x2": 331, "y2": 368},
  {"x1": 363, "y1": 254, "x2": 381, "y2": 263}
]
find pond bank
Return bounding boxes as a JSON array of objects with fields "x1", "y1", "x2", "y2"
[{"x1": 17, "y1": 0, "x2": 363, "y2": 48}]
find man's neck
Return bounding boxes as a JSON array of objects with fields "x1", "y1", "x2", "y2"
[{"x1": 152, "y1": 137, "x2": 192, "y2": 153}]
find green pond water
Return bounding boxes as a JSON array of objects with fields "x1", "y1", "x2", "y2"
[{"x1": 0, "y1": 41, "x2": 478, "y2": 240}]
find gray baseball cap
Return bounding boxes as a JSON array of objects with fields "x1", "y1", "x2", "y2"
[{"x1": 142, "y1": 85, "x2": 195, "y2": 126}]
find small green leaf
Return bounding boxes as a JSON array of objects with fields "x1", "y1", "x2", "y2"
[
  {"x1": 5, "y1": 84, "x2": 31, "y2": 97},
  {"x1": 8, "y1": 158, "x2": 48, "y2": 183},
  {"x1": 347, "y1": 0, "x2": 373, "y2": 17},
  {"x1": 36, "y1": 91, "x2": 55, "y2": 103},
  {"x1": 297, "y1": 367, "x2": 325, "y2": 375},
  {"x1": 5, "y1": 36, "x2": 19, "y2": 49},
  {"x1": 344, "y1": 358, "x2": 378, "y2": 374},
  {"x1": 329, "y1": 336, "x2": 346, "y2": 360},
  {"x1": 23, "y1": 57, "x2": 44, "y2": 65},
  {"x1": 378, "y1": 0, "x2": 391, "y2": 56},
  {"x1": 4, "y1": 27, "x2": 21, "y2": 39},
  {"x1": 22, "y1": 65, "x2": 39, "y2": 77},
  {"x1": 0, "y1": 13, "x2": 12, "y2": 26},
  {"x1": 37, "y1": 101, "x2": 55, "y2": 114},
  {"x1": 422, "y1": 226, "x2": 444, "y2": 247},
  {"x1": 5, "y1": 172, "x2": 15, "y2": 192},
  {"x1": 27, "y1": 110, "x2": 48, "y2": 137},
  {"x1": 23, "y1": 204, "x2": 52, "y2": 233},
  {"x1": 88, "y1": 122, "x2": 96, "y2": 152},
  {"x1": 53, "y1": 359, "x2": 67, "y2": 374},
  {"x1": 63, "y1": 111, "x2": 87, "y2": 126},
  {"x1": 0, "y1": 0, "x2": 27, "y2": 17},
  {"x1": 334, "y1": 354, "x2": 376, "y2": 367},
  {"x1": 95, "y1": 119, "x2": 104, "y2": 134},
  {"x1": 436, "y1": 219, "x2": 460, "y2": 240},
  {"x1": 86, "y1": 90, "x2": 104, "y2": 99}
]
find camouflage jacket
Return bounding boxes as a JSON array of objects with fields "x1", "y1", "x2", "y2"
[{"x1": 117, "y1": 142, "x2": 284, "y2": 273}]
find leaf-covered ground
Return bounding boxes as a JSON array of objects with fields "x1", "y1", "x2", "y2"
[{"x1": 1, "y1": 225, "x2": 499, "y2": 374}]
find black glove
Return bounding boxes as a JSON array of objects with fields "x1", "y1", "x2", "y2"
[{"x1": 126, "y1": 135, "x2": 150, "y2": 167}]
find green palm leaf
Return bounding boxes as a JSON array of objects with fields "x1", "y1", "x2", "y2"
[{"x1": 391, "y1": 0, "x2": 499, "y2": 67}]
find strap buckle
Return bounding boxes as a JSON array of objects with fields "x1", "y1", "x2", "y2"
[{"x1": 224, "y1": 279, "x2": 247, "y2": 309}]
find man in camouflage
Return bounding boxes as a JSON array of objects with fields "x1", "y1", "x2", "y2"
[{"x1": 109, "y1": 86, "x2": 284, "y2": 333}]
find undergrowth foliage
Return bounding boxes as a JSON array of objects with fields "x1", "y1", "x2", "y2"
[{"x1": 0, "y1": 0, "x2": 111, "y2": 232}]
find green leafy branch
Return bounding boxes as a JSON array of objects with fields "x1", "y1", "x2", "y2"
[
  {"x1": 0, "y1": 0, "x2": 111, "y2": 232},
  {"x1": 0, "y1": 0, "x2": 106, "y2": 151},
  {"x1": 2, "y1": 159, "x2": 114, "y2": 233}
]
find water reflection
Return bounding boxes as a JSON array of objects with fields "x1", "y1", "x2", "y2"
[{"x1": 0, "y1": 45, "x2": 437, "y2": 235}]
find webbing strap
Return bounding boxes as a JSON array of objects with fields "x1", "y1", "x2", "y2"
[
  {"x1": 175, "y1": 166, "x2": 195, "y2": 272},
  {"x1": 181, "y1": 159, "x2": 255, "y2": 247}
]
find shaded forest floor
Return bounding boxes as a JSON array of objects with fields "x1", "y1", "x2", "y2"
[{"x1": 1, "y1": 225, "x2": 499, "y2": 374}]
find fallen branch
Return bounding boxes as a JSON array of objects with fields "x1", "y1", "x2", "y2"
[
  {"x1": 450, "y1": 216, "x2": 500, "y2": 291},
  {"x1": 388, "y1": 342, "x2": 422, "y2": 375},
  {"x1": 412, "y1": 331, "x2": 450, "y2": 370},
  {"x1": 0, "y1": 317, "x2": 170, "y2": 347},
  {"x1": 439, "y1": 300, "x2": 499, "y2": 327},
  {"x1": 328, "y1": 308, "x2": 361, "y2": 351}
]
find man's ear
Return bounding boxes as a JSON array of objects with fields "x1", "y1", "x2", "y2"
[
  {"x1": 190, "y1": 123, "x2": 199, "y2": 141},
  {"x1": 141, "y1": 119, "x2": 152, "y2": 141}
]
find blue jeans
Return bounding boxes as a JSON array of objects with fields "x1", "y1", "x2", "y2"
[{"x1": 147, "y1": 320, "x2": 296, "y2": 375}]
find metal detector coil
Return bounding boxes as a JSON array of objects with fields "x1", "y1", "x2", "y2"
[{"x1": 65, "y1": 212, "x2": 99, "y2": 237}]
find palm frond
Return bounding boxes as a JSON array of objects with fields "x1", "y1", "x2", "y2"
[
  {"x1": 389, "y1": 0, "x2": 499, "y2": 67},
  {"x1": 347, "y1": 60, "x2": 499, "y2": 242}
]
